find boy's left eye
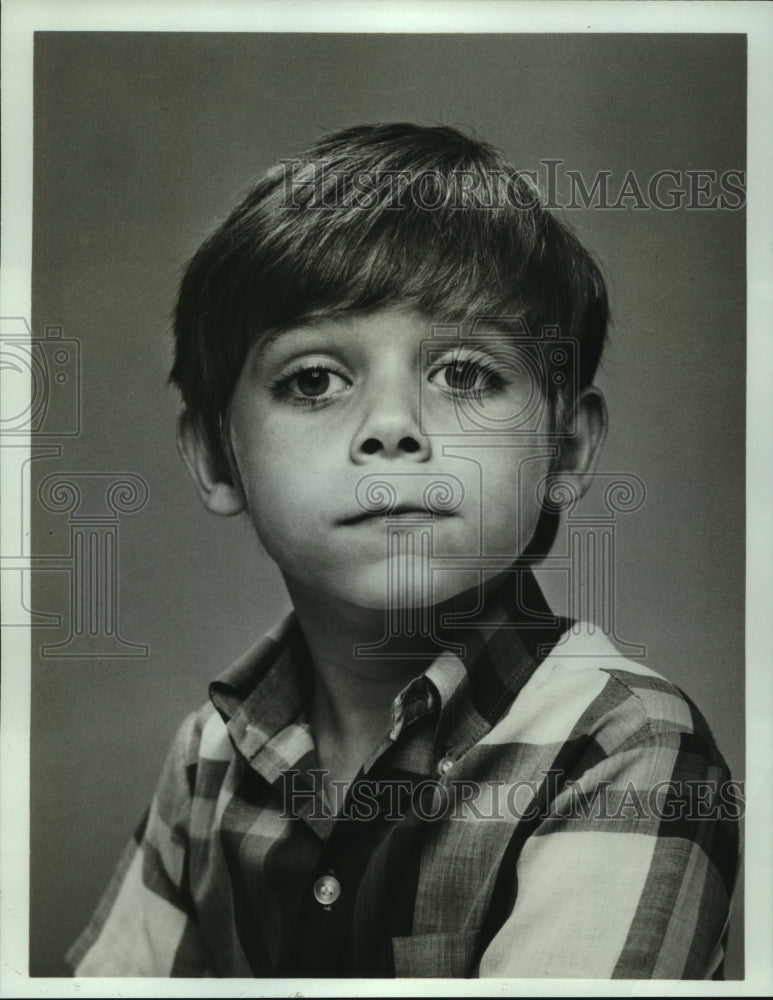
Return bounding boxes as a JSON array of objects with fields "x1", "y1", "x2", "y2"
[{"x1": 430, "y1": 357, "x2": 505, "y2": 398}]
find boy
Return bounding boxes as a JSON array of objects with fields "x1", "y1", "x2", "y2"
[{"x1": 67, "y1": 123, "x2": 739, "y2": 979}]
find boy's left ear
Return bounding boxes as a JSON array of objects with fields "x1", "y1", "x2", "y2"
[{"x1": 557, "y1": 386, "x2": 608, "y2": 498}]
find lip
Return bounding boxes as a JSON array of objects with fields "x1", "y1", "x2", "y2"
[{"x1": 337, "y1": 504, "x2": 457, "y2": 526}]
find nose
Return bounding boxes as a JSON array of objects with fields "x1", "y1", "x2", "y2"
[{"x1": 350, "y1": 384, "x2": 432, "y2": 464}]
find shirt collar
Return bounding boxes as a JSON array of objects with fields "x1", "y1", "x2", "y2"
[
  {"x1": 209, "y1": 614, "x2": 312, "y2": 770},
  {"x1": 209, "y1": 566, "x2": 565, "y2": 775}
]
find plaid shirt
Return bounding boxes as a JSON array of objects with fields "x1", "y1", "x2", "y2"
[{"x1": 68, "y1": 573, "x2": 739, "y2": 979}]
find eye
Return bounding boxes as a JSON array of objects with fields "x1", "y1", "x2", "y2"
[
  {"x1": 430, "y1": 355, "x2": 506, "y2": 399},
  {"x1": 274, "y1": 364, "x2": 351, "y2": 405}
]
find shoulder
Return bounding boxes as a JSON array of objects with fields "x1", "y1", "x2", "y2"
[
  {"x1": 156, "y1": 700, "x2": 233, "y2": 809},
  {"x1": 179, "y1": 700, "x2": 232, "y2": 757},
  {"x1": 488, "y1": 623, "x2": 727, "y2": 768}
]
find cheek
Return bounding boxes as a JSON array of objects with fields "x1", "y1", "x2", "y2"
[
  {"x1": 230, "y1": 434, "x2": 307, "y2": 551},
  {"x1": 234, "y1": 442, "x2": 350, "y2": 582},
  {"x1": 242, "y1": 459, "x2": 307, "y2": 525}
]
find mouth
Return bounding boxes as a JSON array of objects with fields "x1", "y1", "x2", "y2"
[{"x1": 337, "y1": 504, "x2": 456, "y2": 526}]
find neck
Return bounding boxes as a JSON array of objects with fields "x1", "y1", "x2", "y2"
[
  {"x1": 283, "y1": 574, "x2": 501, "y2": 757},
  {"x1": 285, "y1": 576, "x2": 435, "y2": 744}
]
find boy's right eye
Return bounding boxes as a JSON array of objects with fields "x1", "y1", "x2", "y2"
[{"x1": 272, "y1": 363, "x2": 352, "y2": 406}]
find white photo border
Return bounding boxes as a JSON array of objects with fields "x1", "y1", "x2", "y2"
[{"x1": 2, "y1": 1, "x2": 771, "y2": 996}]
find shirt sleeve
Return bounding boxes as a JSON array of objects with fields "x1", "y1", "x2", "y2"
[
  {"x1": 477, "y1": 719, "x2": 740, "y2": 979},
  {"x1": 66, "y1": 711, "x2": 214, "y2": 977}
]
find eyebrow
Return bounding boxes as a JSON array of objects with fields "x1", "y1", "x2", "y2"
[
  {"x1": 251, "y1": 312, "x2": 363, "y2": 362},
  {"x1": 251, "y1": 323, "x2": 323, "y2": 364}
]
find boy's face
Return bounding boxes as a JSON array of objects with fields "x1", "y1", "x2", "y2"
[{"x1": 219, "y1": 308, "x2": 561, "y2": 610}]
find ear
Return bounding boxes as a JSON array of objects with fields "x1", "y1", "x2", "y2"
[
  {"x1": 557, "y1": 386, "x2": 608, "y2": 499},
  {"x1": 176, "y1": 410, "x2": 246, "y2": 517}
]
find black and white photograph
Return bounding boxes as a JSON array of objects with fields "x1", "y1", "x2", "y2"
[{"x1": 1, "y1": 1, "x2": 771, "y2": 995}]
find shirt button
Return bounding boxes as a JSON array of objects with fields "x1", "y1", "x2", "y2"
[
  {"x1": 437, "y1": 756, "x2": 454, "y2": 776},
  {"x1": 313, "y1": 875, "x2": 341, "y2": 906}
]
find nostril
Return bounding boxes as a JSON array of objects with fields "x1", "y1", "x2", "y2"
[
  {"x1": 399, "y1": 437, "x2": 421, "y2": 453},
  {"x1": 361, "y1": 438, "x2": 381, "y2": 455}
]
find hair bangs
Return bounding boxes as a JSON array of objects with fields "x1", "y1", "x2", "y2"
[{"x1": 246, "y1": 166, "x2": 544, "y2": 332}]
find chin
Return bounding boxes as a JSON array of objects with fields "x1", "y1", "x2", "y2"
[{"x1": 319, "y1": 560, "x2": 490, "y2": 614}]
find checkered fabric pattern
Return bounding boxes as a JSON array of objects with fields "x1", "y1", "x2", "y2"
[{"x1": 67, "y1": 573, "x2": 739, "y2": 978}]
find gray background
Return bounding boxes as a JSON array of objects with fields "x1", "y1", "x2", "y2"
[{"x1": 30, "y1": 33, "x2": 745, "y2": 977}]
